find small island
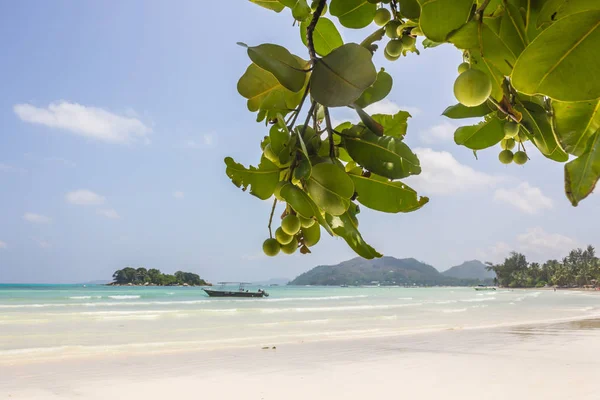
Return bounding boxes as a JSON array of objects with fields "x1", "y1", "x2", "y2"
[{"x1": 109, "y1": 267, "x2": 210, "y2": 286}]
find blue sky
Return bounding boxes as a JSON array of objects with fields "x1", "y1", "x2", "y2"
[{"x1": 0, "y1": 1, "x2": 598, "y2": 283}]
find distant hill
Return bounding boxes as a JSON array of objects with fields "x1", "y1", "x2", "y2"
[
  {"x1": 442, "y1": 260, "x2": 496, "y2": 280},
  {"x1": 254, "y1": 278, "x2": 290, "y2": 286},
  {"x1": 289, "y1": 257, "x2": 493, "y2": 286}
]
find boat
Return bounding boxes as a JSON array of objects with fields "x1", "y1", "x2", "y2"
[
  {"x1": 474, "y1": 285, "x2": 496, "y2": 291},
  {"x1": 203, "y1": 282, "x2": 269, "y2": 298}
]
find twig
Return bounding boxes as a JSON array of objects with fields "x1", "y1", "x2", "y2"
[
  {"x1": 268, "y1": 198, "x2": 277, "y2": 238},
  {"x1": 476, "y1": 0, "x2": 492, "y2": 14},
  {"x1": 287, "y1": 82, "x2": 311, "y2": 128},
  {"x1": 306, "y1": 0, "x2": 327, "y2": 63},
  {"x1": 323, "y1": 107, "x2": 335, "y2": 158}
]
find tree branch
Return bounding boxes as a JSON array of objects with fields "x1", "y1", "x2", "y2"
[
  {"x1": 268, "y1": 198, "x2": 277, "y2": 238},
  {"x1": 307, "y1": 0, "x2": 327, "y2": 63},
  {"x1": 323, "y1": 107, "x2": 335, "y2": 158}
]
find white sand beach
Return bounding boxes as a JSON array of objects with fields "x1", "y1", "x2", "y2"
[{"x1": 2, "y1": 318, "x2": 600, "y2": 400}]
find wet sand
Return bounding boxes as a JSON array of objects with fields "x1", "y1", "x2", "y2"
[{"x1": 1, "y1": 318, "x2": 599, "y2": 400}]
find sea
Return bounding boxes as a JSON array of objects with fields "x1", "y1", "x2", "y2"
[{"x1": 1, "y1": 284, "x2": 599, "y2": 364}]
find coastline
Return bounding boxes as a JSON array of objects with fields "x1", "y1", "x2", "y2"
[{"x1": 2, "y1": 316, "x2": 599, "y2": 400}]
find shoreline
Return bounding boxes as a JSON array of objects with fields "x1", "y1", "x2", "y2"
[{"x1": 2, "y1": 316, "x2": 599, "y2": 400}]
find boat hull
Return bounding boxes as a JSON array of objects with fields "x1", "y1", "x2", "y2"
[{"x1": 203, "y1": 289, "x2": 268, "y2": 298}]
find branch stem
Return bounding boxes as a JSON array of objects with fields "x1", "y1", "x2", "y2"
[
  {"x1": 323, "y1": 107, "x2": 335, "y2": 158},
  {"x1": 268, "y1": 198, "x2": 277, "y2": 238},
  {"x1": 306, "y1": 0, "x2": 327, "y2": 63}
]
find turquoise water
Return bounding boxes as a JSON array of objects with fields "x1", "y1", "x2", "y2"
[{"x1": 1, "y1": 284, "x2": 599, "y2": 363}]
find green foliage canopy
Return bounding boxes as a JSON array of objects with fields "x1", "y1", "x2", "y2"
[{"x1": 227, "y1": 0, "x2": 600, "y2": 259}]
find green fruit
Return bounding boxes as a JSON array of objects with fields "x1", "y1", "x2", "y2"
[
  {"x1": 374, "y1": 8, "x2": 391, "y2": 26},
  {"x1": 500, "y1": 138, "x2": 516, "y2": 151},
  {"x1": 385, "y1": 40, "x2": 403, "y2": 57},
  {"x1": 517, "y1": 130, "x2": 529, "y2": 143},
  {"x1": 384, "y1": 49, "x2": 400, "y2": 61},
  {"x1": 274, "y1": 181, "x2": 290, "y2": 201},
  {"x1": 281, "y1": 237, "x2": 299, "y2": 255},
  {"x1": 263, "y1": 238, "x2": 280, "y2": 257},
  {"x1": 301, "y1": 223, "x2": 321, "y2": 247},
  {"x1": 453, "y1": 69, "x2": 492, "y2": 107},
  {"x1": 457, "y1": 62, "x2": 469, "y2": 74},
  {"x1": 275, "y1": 227, "x2": 293, "y2": 245},
  {"x1": 503, "y1": 121, "x2": 519, "y2": 138},
  {"x1": 513, "y1": 151, "x2": 528, "y2": 165},
  {"x1": 385, "y1": 21, "x2": 401, "y2": 38},
  {"x1": 299, "y1": 215, "x2": 315, "y2": 228},
  {"x1": 400, "y1": 35, "x2": 416, "y2": 48},
  {"x1": 281, "y1": 215, "x2": 301, "y2": 235},
  {"x1": 499, "y1": 150, "x2": 514, "y2": 164}
]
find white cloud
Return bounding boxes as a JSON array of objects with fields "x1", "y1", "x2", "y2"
[
  {"x1": 33, "y1": 238, "x2": 51, "y2": 249},
  {"x1": 0, "y1": 163, "x2": 25, "y2": 173},
  {"x1": 494, "y1": 182, "x2": 553, "y2": 214},
  {"x1": 404, "y1": 148, "x2": 503, "y2": 195},
  {"x1": 97, "y1": 209, "x2": 120, "y2": 219},
  {"x1": 23, "y1": 213, "x2": 52, "y2": 224},
  {"x1": 477, "y1": 228, "x2": 580, "y2": 263},
  {"x1": 45, "y1": 157, "x2": 76, "y2": 167},
  {"x1": 365, "y1": 99, "x2": 421, "y2": 116},
  {"x1": 14, "y1": 101, "x2": 151, "y2": 144},
  {"x1": 475, "y1": 241, "x2": 512, "y2": 264},
  {"x1": 173, "y1": 191, "x2": 185, "y2": 199},
  {"x1": 183, "y1": 133, "x2": 216, "y2": 149},
  {"x1": 420, "y1": 121, "x2": 458, "y2": 144},
  {"x1": 0, "y1": 240, "x2": 7, "y2": 249},
  {"x1": 517, "y1": 227, "x2": 580, "y2": 260},
  {"x1": 65, "y1": 190, "x2": 106, "y2": 206}
]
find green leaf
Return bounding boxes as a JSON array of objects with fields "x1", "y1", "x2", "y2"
[
  {"x1": 249, "y1": 0, "x2": 285, "y2": 12},
  {"x1": 372, "y1": 111, "x2": 411, "y2": 138},
  {"x1": 454, "y1": 118, "x2": 505, "y2": 150},
  {"x1": 443, "y1": 102, "x2": 493, "y2": 119},
  {"x1": 237, "y1": 63, "x2": 308, "y2": 119},
  {"x1": 300, "y1": 18, "x2": 344, "y2": 57},
  {"x1": 512, "y1": 11, "x2": 600, "y2": 102},
  {"x1": 499, "y1": 2, "x2": 528, "y2": 57},
  {"x1": 537, "y1": 0, "x2": 600, "y2": 28},
  {"x1": 354, "y1": 69, "x2": 393, "y2": 109},
  {"x1": 398, "y1": 0, "x2": 421, "y2": 20},
  {"x1": 469, "y1": 51, "x2": 504, "y2": 101},
  {"x1": 344, "y1": 131, "x2": 421, "y2": 179},
  {"x1": 553, "y1": 99, "x2": 600, "y2": 156},
  {"x1": 311, "y1": 43, "x2": 377, "y2": 107},
  {"x1": 224, "y1": 156, "x2": 281, "y2": 200},
  {"x1": 246, "y1": 44, "x2": 307, "y2": 92},
  {"x1": 564, "y1": 130, "x2": 600, "y2": 206},
  {"x1": 284, "y1": 0, "x2": 311, "y2": 21},
  {"x1": 330, "y1": 0, "x2": 377, "y2": 29},
  {"x1": 280, "y1": 184, "x2": 334, "y2": 235},
  {"x1": 326, "y1": 208, "x2": 381, "y2": 259},
  {"x1": 306, "y1": 163, "x2": 355, "y2": 216},
  {"x1": 422, "y1": 38, "x2": 443, "y2": 48},
  {"x1": 419, "y1": 0, "x2": 474, "y2": 43},
  {"x1": 269, "y1": 124, "x2": 290, "y2": 154},
  {"x1": 350, "y1": 174, "x2": 429, "y2": 213},
  {"x1": 516, "y1": 101, "x2": 569, "y2": 162},
  {"x1": 353, "y1": 105, "x2": 384, "y2": 136}
]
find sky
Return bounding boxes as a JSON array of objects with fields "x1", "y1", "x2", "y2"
[{"x1": 0, "y1": 1, "x2": 598, "y2": 284}]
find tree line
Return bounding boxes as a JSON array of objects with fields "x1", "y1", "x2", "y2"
[
  {"x1": 487, "y1": 246, "x2": 600, "y2": 288},
  {"x1": 111, "y1": 267, "x2": 208, "y2": 286}
]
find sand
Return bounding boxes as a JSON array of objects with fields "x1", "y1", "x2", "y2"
[{"x1": 1, "y1": 318, "x2": 599, "y2": 400}]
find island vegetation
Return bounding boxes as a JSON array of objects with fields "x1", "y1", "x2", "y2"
[
  {"x1": 487, "y1": 246, "x2": 600, "y2": 289},
  {"x1": 110, "y1": 267, "x2": 210, "y2": 286},
  {"x1": 289, "y1": 256, "x2": 494, "y2": 287}
]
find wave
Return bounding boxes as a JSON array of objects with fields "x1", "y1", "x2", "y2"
[
  {"x1": 0, "y1": 299, "x2": 213, "y2": 309},
  {"x1": 263, "y1": 295, "x2": 368, "y2": 302},
  {"x1": 259, "y1": 303, "x2": 423, "y2": 314},
  {"x1": 431, "y1": 300, "x2": 458, "y2": 305},
  {"x1": 441, "y1": 308, "x2": 468, "y2": 313},
  {"x1": 397, "y1": 297, "x2": 413, "y2": 300},
  {"x1": 107, "y1": 295, "x2": 140, "y2": 300},
  {"x1": 68, "y1": 296, "x2": 102, "y2": 300},
  {"x1": 460, "y1": 297, "x2": 496, "y2": 303}
]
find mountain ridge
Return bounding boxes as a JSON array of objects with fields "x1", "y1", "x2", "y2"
[{"x1": 289, "y1": 256, "x2": 494, "y2": 286}]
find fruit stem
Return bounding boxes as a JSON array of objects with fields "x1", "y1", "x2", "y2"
[
  {"x1": 287, "y1": 82, "x2": 311, "y2": 129},
  {"x1": 306, "y1": 0, "x2": 327, "y2": 64},
  {"x1": 476, "y1": 0, "x2": 492, "y2": 15},
  {"x1": 268, "y1": 198, "x2": 278, "y2": 238},
  {"x1": 323, "y1": 107, "x2": 335, "y2": 159}
]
